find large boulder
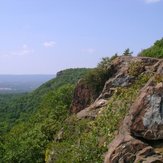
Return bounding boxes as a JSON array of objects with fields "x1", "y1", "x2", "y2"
[
  {"x1": 105, "y1": 60, "x2": 163, "y2": 163},
  {"x1": 130, "y1": 82, "x2": 163, "y2": 140}
]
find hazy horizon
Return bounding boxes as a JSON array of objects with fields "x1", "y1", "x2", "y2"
[
  {"x1": 0, "y1": 0, "x2": 163, "y2": 74},
  {"x1": 0, "y1": 74, "x2": 55, "y2": 93}
]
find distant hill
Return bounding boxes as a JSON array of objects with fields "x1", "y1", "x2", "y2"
[{"x1": 0, "y1": 75, "x2": 55, "y2": 93}]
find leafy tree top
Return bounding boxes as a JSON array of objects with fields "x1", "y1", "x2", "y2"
[
  {"x1": 123, "y1": 48, "x2": 133, "y2": 56},
  {"x1": 139, "y1": 38, "x2": 163, "y2": 58}
]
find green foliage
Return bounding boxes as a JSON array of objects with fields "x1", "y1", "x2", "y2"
[
  {"x1": 97, "y1": 57, "x2": 111, "y2": 70},
  {"x1": 84, "y1": 68, "x2": 111, "y2": 97},
  {"x1": 0, "y1": 68, "x2": 89, "y2": 134},
  {"x1": 84, "y1": 58, "x2": 114, "y2": 97},
  {"x1": 0, "y1": 68, "x2": 88, "y2": 163},
  {"x1": 123, "y1": 48, "x2": 133, "y2": 56},
  {"x1": 97, "y1": 55, "x2": 118, "y2": 70},
  {"x1": 0, "y1": 93, "x2": 27, "y2": 134},
  {"x1": 46, "y1": 73, "x2": 151, "y2": 163},
  {"x1": 139, "y1": 38, "x2": 163, "y2": 58},
  {"x1": 35, "y1": 68, "x2": 89, "y2": 96},
  {"x1": 128, "y1": 61, "x2": 145, "y2": 77},
  {"x1": 1, "y1": 84, "x2": 75, "y2": 163},
  {"x1": 0, "y1": 62, "x2": 153, "y2": 163},
  {"x1": 110, "y1": 53, "x2": 118, "y2": 61},
  {"x1": 3, "y1": 123, "x2": 48, "y2": 163}
]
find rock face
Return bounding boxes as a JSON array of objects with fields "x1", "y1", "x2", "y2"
[
  {"x1": 71, "y1": 56, "x2": 159, "y2": 117},
  {"x1": 130, "y1": 81, "x2": 163, "y2": 140},
  {"x1": 71, "y1": 56, "x2": 163, "y2": 162},
  {"x1": 70, "y1": 79, "x2": 96, "y2": 113},
  {"x1": 77, "y1": 99, "x2": 107, "y2": 119},
  {"x1": 99, "y1": 57, "x2": 158, "y2": 100},
  {"x1": 105, "y1": 61, "x2": 163, "y2": 163}
]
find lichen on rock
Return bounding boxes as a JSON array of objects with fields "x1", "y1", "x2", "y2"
[{"x1": 143, "y1": 94, "x2": 163, "y2": 128}]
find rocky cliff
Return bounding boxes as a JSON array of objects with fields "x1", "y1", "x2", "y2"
[
  {"x1": 71, "y1": 56, "x2": 163, "y2": 162},
  {"x1": 70, "y1": 79, "x2": 96, "y2": 113}
]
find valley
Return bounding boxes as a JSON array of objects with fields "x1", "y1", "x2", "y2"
[{"x1": 0, "y1": 75, "x2": 54, "y2": 93}]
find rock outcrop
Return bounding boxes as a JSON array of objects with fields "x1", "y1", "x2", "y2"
[
  {"x1": 105, "y1": 60, "x2": 163, "y2": 163},
  {"x1": 71, "y1": 56, "x2": 163, "y2": 162},
  {"x1": 99, "y1": 57, "x2": 158, "y2": 100},
  {"x1": 72, "y1": 56, "x2": 159, "y2": 118},
  {"x1": 70, "y1": 79, "x2": 96, "y2": 113}
]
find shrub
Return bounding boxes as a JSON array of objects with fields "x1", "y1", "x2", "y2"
[
  {"x1": 139, "y1": 38, "x2": 163, "y2": 58},
  {"x1": 84, "y1": 68, "x2": 112, "y2": 97},
  {"x1": 128, "y1": 61, "x2": 145, "y2": 77},
  {"x1": 123, "y1": 48, "x2": 133, "y2": 56}
]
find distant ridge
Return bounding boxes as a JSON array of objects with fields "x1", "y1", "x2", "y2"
[{"x1": 0, "y1": 75, "x2": 55, "y2": 93}]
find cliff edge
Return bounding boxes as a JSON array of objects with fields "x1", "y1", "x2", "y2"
[{"x1": 71, "y1": 56, "x2": 163, "y2": 162}]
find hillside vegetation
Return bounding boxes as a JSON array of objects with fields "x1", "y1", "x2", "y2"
[
  {"x1": 139, "y1": 38, "x2": 163, "y2": 58},
  {"x1": 0, "y1": 57, "x2": 154, "y2": 162},
  {"x1": 0, "y1": 68, "x2": 89, "y2": 162},
  {"x1": 1, "y1": 38, "x2": 163, "y2": 162}
]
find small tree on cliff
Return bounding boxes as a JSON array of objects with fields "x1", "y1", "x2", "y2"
[
  {"x1": 97, "y1": 57, "x2": 111, "y2": 70},
  {"x1": 123, "y1": 48, "x2": 133, "y2": 56}
]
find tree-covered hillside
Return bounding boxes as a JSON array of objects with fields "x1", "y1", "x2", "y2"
[{"x1": 0, "y1": 68, "x2": 89, "y2": 162}]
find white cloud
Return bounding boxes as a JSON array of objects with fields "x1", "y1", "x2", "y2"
[
  {"x1": 145, "y1": 0, "x2": 161, "y2": 4},
  {"x1": 0, "y1": 44, "x2": 34, "y2": 57},
  {"x1": 43, "y1": 41, "x2": 56, "y2": 48},
  {"x1": 11, "y1": 44, "x2": 34, "y2": 56},
  {"x1": 82, "y1": 48, "x2": 96, "y2": 54},
  {"x1": 22, "y1": 44, "x2": 28, "y2": 49}
]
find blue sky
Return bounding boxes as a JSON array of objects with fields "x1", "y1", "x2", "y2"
[{"x1": 0, "y1": 0, "x2": 163, "y2": 74}]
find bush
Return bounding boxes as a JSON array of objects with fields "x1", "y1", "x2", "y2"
[
  {"x1": 139, "y1": 38, "x2": 163, "y2": 58},
  {"x1": 123, "y1": 48, "x2": 133, "y2": 56},
  {"x1": 128, "y1": 61, "x2": 145, "y2": 77},
  {"x1": 83, "y1": 57, "x2": 115, "y2": 97},
  {"x1": 84, "y1": 68, "x2": 112, "y2": 97}
]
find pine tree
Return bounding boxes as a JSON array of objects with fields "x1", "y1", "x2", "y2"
[{"x1": 123, "y1": 48, "x2": 133, "y2": 56}]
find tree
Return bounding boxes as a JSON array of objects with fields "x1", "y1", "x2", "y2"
[
  {"x1": 139, "y1": 38, "x2": 163, "y2": 58},
  {"x1": 97, "y1": 57, "x2": 111, "y2": 70},
  {"x1": 110, "y1": 53, "x2": 118, "y2": 61},
  {"x1": 123, "y1": 48, "x2": 133, "y2": 56}
]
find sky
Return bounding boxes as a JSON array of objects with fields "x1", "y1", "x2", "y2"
[{"x1": 0, "y1": 0, "x2": 163, "y2": 74}]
